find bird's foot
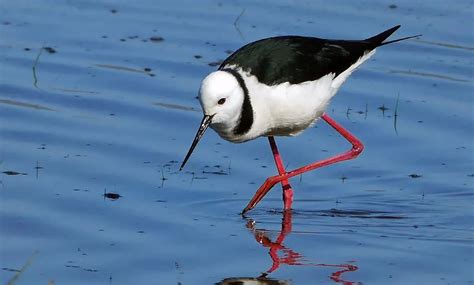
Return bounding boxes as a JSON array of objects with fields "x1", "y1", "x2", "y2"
[{"x1": 282, "y1": 183, "x2": 294, "y2": 211}]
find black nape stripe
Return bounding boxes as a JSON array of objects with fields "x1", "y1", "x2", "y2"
[{"x1": 221, "y1": 68, "x2": 254, "y2": 136}]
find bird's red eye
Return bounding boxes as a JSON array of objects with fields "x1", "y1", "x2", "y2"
[{"x1": 218, "y1": 98, "x2": 226, "y2": 105}]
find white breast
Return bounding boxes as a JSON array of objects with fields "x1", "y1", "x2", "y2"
[{"x1": 247, "y1": 73, "x2": 336, "y2": 138}]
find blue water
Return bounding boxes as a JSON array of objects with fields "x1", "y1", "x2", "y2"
[{"x1": 1, "y1": 0, "x2": 473, "y2": 284}]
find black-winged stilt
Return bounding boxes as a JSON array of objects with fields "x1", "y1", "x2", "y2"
[{"x1": 180, "y1": 25, "x2": 419, "y2": 213}]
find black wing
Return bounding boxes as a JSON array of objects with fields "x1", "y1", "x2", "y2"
[{"x1": 219, "y1": 25, "x2": 401, "y2": 85}]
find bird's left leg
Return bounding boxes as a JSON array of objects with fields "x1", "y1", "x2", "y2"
[
  {"x1": 268, "y1": 136, "x2": 294, "y2": 210},
  {"x1": 242, "y1": 113, "x2": 364, "y2": 214}
]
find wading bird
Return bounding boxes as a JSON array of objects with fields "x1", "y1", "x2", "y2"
[{"x1": 180, "y1": 25, "x2": 418, "y2": 214}]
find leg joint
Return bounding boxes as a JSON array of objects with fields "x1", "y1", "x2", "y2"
[{"x1": 352, "y1": 142, "x2": 364, "y2": 156}]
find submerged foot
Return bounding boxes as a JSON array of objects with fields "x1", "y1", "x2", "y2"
[{"x1": 282, "y1": 184, "x2": 294, "y2": 210}]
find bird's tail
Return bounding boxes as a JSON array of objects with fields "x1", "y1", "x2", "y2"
[
  {"x1": 366, "y1": 25, "x2": 421, "y2": 47},
  {"x1": 379, "y1": 34, "x2": 422, "y2": 46}
]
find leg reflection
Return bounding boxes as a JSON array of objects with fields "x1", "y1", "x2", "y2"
[{"x1": 245, "y1": 210, "x2": 360, "y2": 284}]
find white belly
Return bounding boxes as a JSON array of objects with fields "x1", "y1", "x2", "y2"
[{"x1": 249, "y1": 73, "x2": 336, "y2": 137}]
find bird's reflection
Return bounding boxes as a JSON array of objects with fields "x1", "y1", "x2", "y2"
[
  {"x1": 245, "y1": 210, "x2": 301, "y2": 275},
  {"x1": 233, "y1": 210, "x2": 359, "y2": 285}
]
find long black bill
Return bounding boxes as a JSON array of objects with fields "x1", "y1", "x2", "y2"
[{"x1": 179, "y1": 114, "x2": 214, "y2": 171}]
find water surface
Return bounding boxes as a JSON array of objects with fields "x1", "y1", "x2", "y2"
[{"x1": 1, "y1": 0, "x2": 473, "y2": 284}]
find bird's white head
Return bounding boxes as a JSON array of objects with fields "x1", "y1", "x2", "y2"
[
  {"x1": 199, "y1": 70, "x2": 244, "y2": 130},
  {"x1": 180, "y1": 70, "x2": 245, "y2": 170}
]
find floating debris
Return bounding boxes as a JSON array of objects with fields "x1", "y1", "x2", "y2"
[
  {"x1": 150, "y1": 36, "x2": 164, "y2": 42},
  {"x1": 2, "y1": 171, "x2": 27, "y2": 176},
  {"x1": 43, "y1": 47, "x2": 56, "y2": 54},
  {"x1": 95, "y1": 64, "x2": 150, "y2": 75},
  {"x1": 390, "y1": 69, "x2": 469, "y2": 83},
  {"x1": 208, "y1": 60, "x2": 223, "y2": 67},
  {"x1": 202, "y1": 170, "x2": 228, "y2": 175},
  {"x1": 378, "y1": 104, "x2": 389, "y2": 112},
  {"x1": 2, "y1": 267, "x2": 21, "y2": 272},
  {"x1": 0, "y1": 99, "x2": 55, "y2": 112},
  {"x1": 153, "y1": 102, "x2": 198, "y2": 112},
  {"x1": 103, "y1": 189, "x2": 122, "y2": 200},
  {"x1": 408, "y1": 173, "x2": 422, "y2": 178}
]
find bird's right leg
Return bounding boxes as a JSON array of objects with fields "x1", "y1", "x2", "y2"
[{"x1": 268, "y1": 136, "x2": 294, "y2": 211}]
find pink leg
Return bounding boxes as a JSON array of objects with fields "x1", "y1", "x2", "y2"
[
  {"x1": 242, "y1": 113, "x2": 364, "y2": 214},
  {"x1": 268, "y1": 137, "x2": 294, "y2": 210}
]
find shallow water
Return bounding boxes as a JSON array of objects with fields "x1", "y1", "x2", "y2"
[{"x1": 1, "y1": 0, "x2": 473, "y2": 284}]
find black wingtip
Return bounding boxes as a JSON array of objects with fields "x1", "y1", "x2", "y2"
[
  {"x1": 366, "y1": 25, "x2": 421, "y2": 47},
  {"x1": 365, "y1": 25, "x2": 402, "y2": 46}
]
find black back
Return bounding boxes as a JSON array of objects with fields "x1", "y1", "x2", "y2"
[{"x1": 219, "y1": 25, "x2": 401, "y2": 85}]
